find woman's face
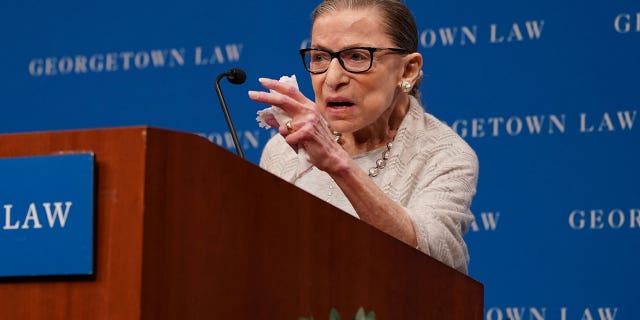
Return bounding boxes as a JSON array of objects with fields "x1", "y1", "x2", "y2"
[{"x1": 310, "y1": 8, "x2": 408, "y2": 135}]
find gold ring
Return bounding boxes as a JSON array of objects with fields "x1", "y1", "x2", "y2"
[{"x1": 285, "y1": 120, "x2": 294, "y2": 132}]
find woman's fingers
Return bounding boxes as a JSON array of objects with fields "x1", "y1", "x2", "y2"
[
  {"x1": 248, "y1": 77, "x2": 314, "y2": 115},
  {"x1": 258, "y1": 78, "x2": 311, "y2": 103},
  {"x1": 248, "y1": 90, "x2": 302, "y2": 119},
  {"x1": 248, "y1": 77, "x2": 338, "y2": 160},
  {"x1": 284, "y1": 115, "x2": 330, "y2": 147}
]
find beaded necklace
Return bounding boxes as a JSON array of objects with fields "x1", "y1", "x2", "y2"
[
  {"x1": 332, "y1": 131, "x2": 393, "y2": 177},
  {"x1": 368, "y1": 142, "x2": 392, "y2": 177}
]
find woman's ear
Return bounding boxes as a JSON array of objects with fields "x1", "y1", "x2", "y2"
[{"x1": 402, "y1": 52, "x2": 423, "y2": 84}]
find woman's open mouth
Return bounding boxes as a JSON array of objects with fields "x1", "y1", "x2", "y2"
[{"x1": 327, "y1": 101, "x2": 355, "y2": 108}]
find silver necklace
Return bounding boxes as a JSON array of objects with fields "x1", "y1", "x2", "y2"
[
  {"x1": 368, "y1": 142, "x2": 392, "y2": 177},
  {"x1": 331, "y1": 130, "x2": 393, "y2": 177}
]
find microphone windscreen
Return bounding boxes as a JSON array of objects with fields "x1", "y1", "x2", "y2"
[{"x1": 227, "y1": 68, "x2": 247, "y2": 85}]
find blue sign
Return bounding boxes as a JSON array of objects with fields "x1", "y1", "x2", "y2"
[{"x1": 0, "y1": 153, "x2": 95, "y2": 278}]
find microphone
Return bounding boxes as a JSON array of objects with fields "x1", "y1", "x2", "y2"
[{"x1": 214, "y1": 68, "x2": 247, "y2": 158}]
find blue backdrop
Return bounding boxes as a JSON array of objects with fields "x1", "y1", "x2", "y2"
[{"x1": 1, "y1": 0, "x2": 638, "y2": 318}]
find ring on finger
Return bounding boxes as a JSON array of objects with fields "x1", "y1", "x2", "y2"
[{"x1": 286, "y1": 120, "x2": 295, "y2": 133}]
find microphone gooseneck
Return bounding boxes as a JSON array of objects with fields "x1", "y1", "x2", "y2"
[{"x1": 215, "y1": 68, "x2": 247, "y2": 159}]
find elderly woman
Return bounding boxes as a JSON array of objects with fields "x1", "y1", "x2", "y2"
[{"x1": 248, "y1": 0, "x2": 478, "y2": 274}]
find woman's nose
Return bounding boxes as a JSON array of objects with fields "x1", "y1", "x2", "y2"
[{"x1": 323, "y1": 58, "x2": 348, "y2": 89}]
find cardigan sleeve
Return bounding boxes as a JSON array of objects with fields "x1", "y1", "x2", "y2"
[
  {"x1": 385, "y1": 101, "x2": 479, "y2": 274},
  {"x1": 398, "y1": 136, "x2": 479, "y2": 274},
  {"x1": 259, "y1": 134, "x2": 298, "y2": 181}
]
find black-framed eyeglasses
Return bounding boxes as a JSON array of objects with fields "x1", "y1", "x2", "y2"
[{"x1": 299, "y1": 47, "x2": 410, "y2": 74}]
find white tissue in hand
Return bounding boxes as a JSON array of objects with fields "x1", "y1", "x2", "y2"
[
  {"x1": 255, "y1": 74, "x2": 312, "y2": 181},
  {"x1": 255, "y1": 75, "x2": 298, "y2": 129}
]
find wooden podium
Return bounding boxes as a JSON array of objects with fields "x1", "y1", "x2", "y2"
[{"x1": 0, "y1": 127, "x2": 483, "y2": 319}]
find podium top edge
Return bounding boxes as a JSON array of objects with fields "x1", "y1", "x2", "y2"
[{"x1": 0, "y1": 126, "x2": 200, "y2": 138}]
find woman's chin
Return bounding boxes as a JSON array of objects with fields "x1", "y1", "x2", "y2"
[{"x1": 326, "y1": 120, "x2": 354, "y2": 134}]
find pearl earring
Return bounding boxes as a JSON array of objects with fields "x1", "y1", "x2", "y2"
[{"x1": 401, "y1": 80, "x2": 412, "y2": 93}]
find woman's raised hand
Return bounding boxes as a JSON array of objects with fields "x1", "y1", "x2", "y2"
[{"x1": 249, "y1": 77, "x2": 348, "y2": 173}]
